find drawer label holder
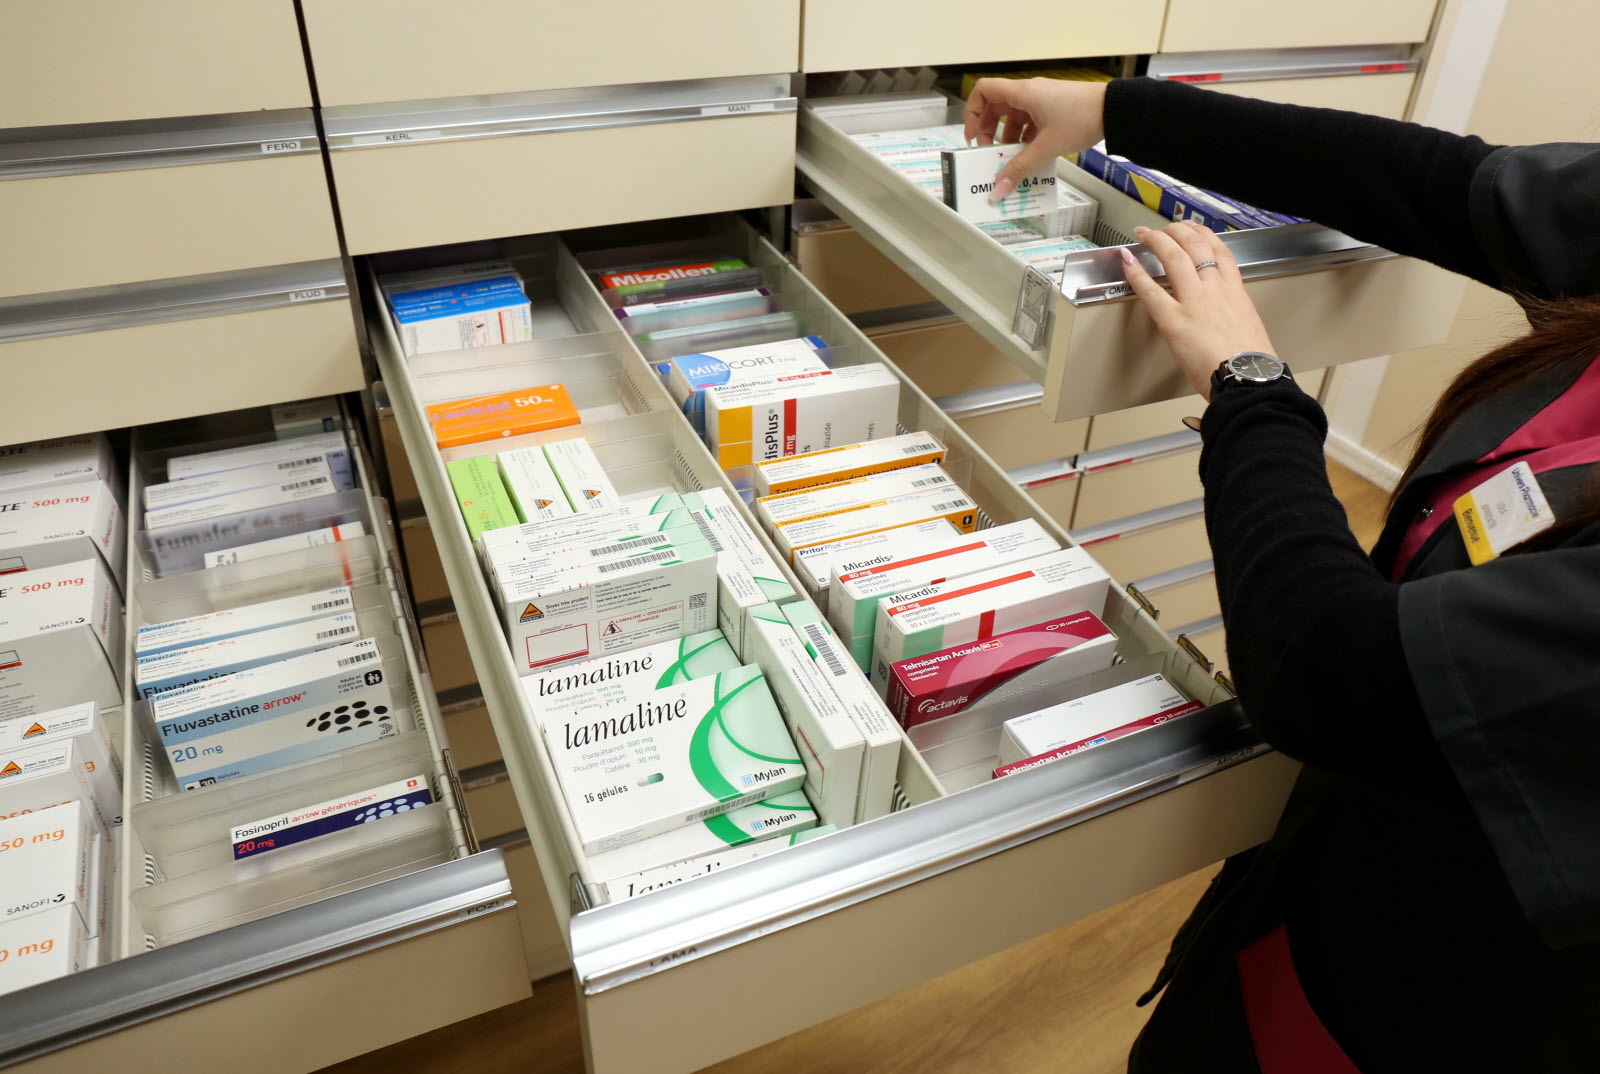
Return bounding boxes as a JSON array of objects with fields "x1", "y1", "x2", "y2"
[{"x1": 1013, "y1": 267, "x2": 1055, "y2": 349}]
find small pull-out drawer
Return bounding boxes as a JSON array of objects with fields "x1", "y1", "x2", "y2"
[
  {"x1": 798, "y1": 93, "x2": 1466, "y2": 422},
  {"x1": 1073, "y1": 433, "x2": 1203, "y2": 531},
  {"x1": 800, "y1": 0, "x2": 1164, "y2": 72},
  {"x1": 302, "y1": 0, "x2": 799, "y2": 108},
  {"x1": 0, "y1": 261, "x2": 363, "y2": 444},
  {"x1": 1161, "y1": 0, "x2": 1439, "y2": 53},
  {"x1": 0, "y1": 1, "x2": 311, "y2": 128},
  {"x1": 1148, "y1": 46, "x2": 1421, "y2": 121},
  {"x1": 1086, "y1": 368, "x2": 1325, "y2": 451},
  {"x1": 1133, "y1": 562, "x2": 1220, "y2": 629},
  {"x1": 0, "y1": 112, "x2": 340, "y2": 297},
  {"x1": 1073, "y1": 502, "x2": 1209, "y2": 584},
  {"x1": 324, "y1": 77, "x2": 797, "y2": 255}
]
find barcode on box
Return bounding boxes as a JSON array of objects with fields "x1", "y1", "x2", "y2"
[
  {"x1": 337, "y1": 650, "x2": 377, "y2": 667},
  {"x1": 904, "y1": 443, "x2": 940, "y2": 454},
  {"x1": 315, "y1": 625, "x2": 357, "y2": 641},
  {"x1": 692, "y1": 516, "x2": 726, "y2": 553},
  {"x1": 801, "y1": 623, "x2": 848, "y2": 678},
  {"x1": 281, "y1": 476, "x2": 330, "y2": 492},
  {"x1": 277, "y1": 457, "x2": 323, "y2": 471},
  {"x1": 910, "y1": 476, "x2": 947, "y2": 488},
  {"x1": 598, "y1": 550, "x2": 675, "y2": 574},
  {"x1": 931, "y1": 500, "x2": 966, "y2": 513},
  {"x1": 311, "y1": 598, "x2": 351, "y2": 612},
  {"x1": 589, "y1": 538, "x2": 650, "y2": 558}
]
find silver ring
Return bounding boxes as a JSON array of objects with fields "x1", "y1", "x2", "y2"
[{"x1": 1195, "y1": 260, "x2": 1220, "y2": 271}]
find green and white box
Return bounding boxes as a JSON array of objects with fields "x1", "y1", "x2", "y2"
[
  {"x1": 0, "y1": 558, "x2": 122, "y2": 722},
  {"x1": 681, "y1": 487, "x2": 795, "y2": 606},
  {"x1": 872, "y1": 548, "x2": 1110, "y2": 687},
  {"x1": 521, "y1": 629, "x2": 740, "y2": 723},
  {"x1": 544, "y1": 437, "x2": 619, "y2": 514},
  {"x1": 497, "y1": 446, "x2": 575, "y2": 524},
  {"x1": 476, "y1": 493, "x2": 684, "y2": 566},
  {"x1": 791, "y1": 518, "x2": 959, "y2": 596},
  {"x1": 597, "y1": 823, "x2": 834, "y2": 903},
  {"x1": 545, "y1": 665, "x2": 805, "y2": 854},
  {"x1": 584, "y1": 788, "x2": 817, "y2": 882}
]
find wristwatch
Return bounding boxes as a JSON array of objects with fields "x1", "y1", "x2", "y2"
[{"x1": 1211, "y1": 351, "x2": 1292, "y2": 395}]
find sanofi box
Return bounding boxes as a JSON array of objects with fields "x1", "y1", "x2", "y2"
[
  {"x1": 597, "y1": 824, "x2": 835, "y2": 903},
  {"x1": 136, "y1": 586, "x2": 360, "y2": 657},
  {"x1": 664, "y1": 337, "x2": 828, "y2": 433},
  {"x1": 134, "y1": 613, "x2": 365, "y2": 700},
  {"x1": 0, "y1": 703, "x2": 119, "y2": 828},
  {"x1": 0, "y1": 801, "x2": 95, "y2": 928},
  {"x1": 583, "y1": 788, "x2": 816, "y2": 882},
  {"x1": 0, "y1": 904, "x2": 88, "y2": 995},
  {"x1": 0, "y1": 477, "x2": 125, "y2": 588},
  {"x1": 0, "y1": 434, "x2": 114, "y2": 495},
  {"x1": 230, "y1": 774, "x2": 434, "y2": 859},
  {"x1": 0, "y1": 558, "x2": 122, "y2": 721},
  {"x1": 0, "y1": 738, "x2": 113, "y2": 831}
]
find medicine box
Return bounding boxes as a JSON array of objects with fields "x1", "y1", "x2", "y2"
[
  {"x1": 522, "y1": 629, "x2": 740, "y2": 725},
  {"x1": 425, "y1": 386, "x2": 579, "y2": 449},
  {"x1": 166, "y1": 431, "x2": 353, "y2": 489},
  {"x1": 606, "y1": 266, "x2": 766, "y2": 308},
  {"x1": 595, "y1": 258, "x2": 749, "y2": 295},
  {"x1": 872, "y1": 547, "x2": 1109, "y2": 686},
  {"x1": 0, "y1": 904, "x2": 87, "y2": 996},
  {"x1": 446, "y1": 456, "x2": 520, "y2": 540},
  {"x1": 0, "y1": 738, "x2": 113, "y2": 831},
  {"x1": 491, "y1": 525, "x2": 710, "y2": 591},
  {"x1": 791, "y1": 518, "x2": 960, "y2": 596},
  {"x1": 202, "y1": 521, "x2": 367, "y2": 569},
  {"x1": 485, "y1": 509, "x2": 697, "y2": 574},
  {"x1": 941, "y1": 143, "x2": 1057, "y2": 226},
  {"x1": 143, "y1": 455, "x2": 333, "y2": 512},
  {"x1": 0, "y1": 702, "x2": 119, "y2": 827},
  {"x1": 886, "y1": 611, "x2": 1117, "y2": 729},
  {"x1": 663, "y1": 337, "x2": 829, "y2": 433},
  {"x1": 583, "y1": 788, "x2": 816, "y2": 882},
  {"x1": 0, "y1": 558, "x2": 121, "y2": 722},
  {"x1": 680, "y1": 489, "x2": 797, "y2": 652},
  {"x1": 0, "y1": 434, "x2": 114, "y2": 495},
  {"x1": 498, "y1": 447, "x2": 574, "y2": 524},
  {"x1": 774, "y1": 485, "x2": 980, "y2": 564},
  {"x1": 544, "y1": 665, "x2": 805, "y2": 854},
  {"x1": 1008, "y1": 235, "x2": 1098, "y2": 275},
  {"x1": 544, "y1": 438, "x2": 620, "y2": 515},
  {"x1": 0, "y1": 477, "x2": 126, "y2": 588},
  {"x1": 995, "y1": 673, "x2": 1204, "y2": 773},
  {"x1": 597, "y1": 824, "x2": 835, "y2": 903},
  {"x1": 390, "y1": 284, "x2": 533, "y2": 358},
  {"x1": 271, "y1": 396, "x2": 344, "y2": 439},
  {"x1": 136, "y1": 585, "x2": 359, "y2": 657},
  {"x1": 143, "y1": 470, "x2": 339, "y2": 532},
  {"x1": 704, "y1": 364, "x2": 900, "y2": 472},
  {"x1": 752, "y1": 432, "x2": 947, "y2": 497},
  {"x1": 151, "y1": 638, "x2": 400, "y2": 790},
  {"x1": 230, "y1": 774, "x2": 434, "y2": 859},
  {"x1": 615, "y1": 288, "x2": 776, "y2": 338},
  {"x1": 476, "y1": 492, "x2": 683, "y2": 565},
  {"x1": 0, "y1": 801, "x2": 95, "y2": 929},
  {"x1": 756, "y1": 464, "x2": 957, "y2": 533},
  {"x1": 134, "y1": 613, "x2": 365, "y2": 699}
]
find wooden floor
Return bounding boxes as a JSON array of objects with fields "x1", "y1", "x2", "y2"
[{"x1": 322, "y1": 462, "x2": 1391, "y2": 1074}]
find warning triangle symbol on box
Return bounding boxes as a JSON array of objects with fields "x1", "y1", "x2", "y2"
[
  {"x1": 22, "y1": 722, "x2": 45, "y2": 737},
  {"x1": 582, "y1": 489, "x2": 604, "y2": 501},
  {"x1": 535, "y1": 499, "x2": 555, "y2": 509},
  {"x1": 603, "y1": 621, "x2": 623, "y2": 635},
  {"x1": 0, "y1": 762, "x2": 21, "y2": 778},
  {"x1": 519, "y1": 603, "x2": 544, "y2": 623}
]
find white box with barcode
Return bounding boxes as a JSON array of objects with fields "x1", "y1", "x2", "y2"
[{"x1": 0, "y1": 558, "x2": 121, "y2": 722}]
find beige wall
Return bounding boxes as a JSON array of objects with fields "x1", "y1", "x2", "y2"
[{"x1": 1347, "y1": 0, "x2": 1600, "y2": 469}]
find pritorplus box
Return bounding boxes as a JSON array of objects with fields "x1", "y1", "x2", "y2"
[
  {"x1": 136, "y1": 586, "x2": 360, "y2": 657},
  {"x1": 940, "y1": 143, "x2": 1057, "y2": 226},
  {"x1": 166, "y1": 431, "x2": 353, "y2": 489},
  {"x1": 752, "y1": 432, "x2": 947, "y2": 497},
  {"x1": 272, "y1": 396, "x2": 344, "y2": 439},
  {"x1": 544, "y1": 437, "x2": 619, "y2": 515},
  {"x1": 872, "y1": 547, "x2": 1110, "y2": 686},
  {"x1": 0, "y1": 801, "x2": 94, "y2": 928},
  {"x1": 791, "y1": 518, "x2": 959, "y2": 596},
  {"x1": 745, "y1": 604, "x2": 864, "y2": 828},
  {"x1": 0, "y1": 703, "x2": 119, "y2": 827},
  {"x1": 143, "y1": 471, "x2": 339, "y2": 532},
  {"x1": 203, "y1": 521, "x2": 367, "y2": 569},
  {"x1": 0, "y1": 738, "x2": 113, "y2": 831},
  {"x1": 0, "y1": 477, "x2": 125, "y2": 588},
  {"x1": 425, "y1": 385, "x2": 579, "y2": 449},
  {"x1": 230, "y1": 774, "x2": 434, "y2": 860},
  {"x1": 0, "y1": 434, "x2": 114, "y2": 495},
  {"x1": 996, "y1": 673, "x2": 1204, "y2": 772},
  {"x1": 755, "y1": 463, "x2": 955, "y2": 532},
  {"x1": 704, "y1": 364, "x2": 900, "y2": 472},
  {"x1": 497, "y1": 447, "x2": 574, "y2": 524},
  {"x1": 886, "y1": 611, "x2": 1117, "y2": 729},
  {"x1": 583, "y1": 788, "x2": 815, "y2": 882},
  {"x1": 780, "y1": 602, "x2": 901, "y2": 822},
  {"x1": 134, "y1": 613, "x2": 365, "y2": 700},
  {"x1": 664, "y1": 337, "x2": 829, "y2": 433},
  {"x1": 774, "y1": 485, "x2": 980, "y2": 564},
  {"x1": 151, "y1": 638, "x2": 400, "y2": 791},
  {"x1": 596, "y1": 824, "x2": 834, "y2": 903},
  {"x1": 544, "y1": 665, "x2": 805, "y2": 853},
  {"x1": 143, "y1": 455, "x2": 333, "y2": 512},
  {"x1": 446, "y1": 456, "x2": 519, "y2": 540},
  {"x1": 499, "y1": 546, "x2": 718, "y2": 673},
  {"x1": 521, "y1": 629, "x2": 740, "y2": 724},
  {"x1": 476, "y1": 493, "x2": 683, "y2": 565},
  {"x1": 830, "y1": 520, "x2": 1060, "y2": 642},
  {"x1": 0, "y1": 558, "x2": 121, "y2": 721}
]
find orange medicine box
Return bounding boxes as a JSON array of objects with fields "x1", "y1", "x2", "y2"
[{"x1": 424, "y1": 385, "x2": 579, "y2": 449}]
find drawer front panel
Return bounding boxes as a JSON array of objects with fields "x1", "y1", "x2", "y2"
[
  {"x1": 1144, "y1": 571, "x2": 1220, "y2": 630},
  {"x1": 303, "y1": 0, "x2": 799, "y2": 107},
  {"x1": 1075, "y1": 450, "x2": 1203, "y2": 530},
  {"x1": 1088, "y1": 370, "x2": 1323, "y2": 451},
  {"x1": 1078, "y1": 513, "x2": 1210, "y2": 583},
  {"x1": 0, "y1": 1, "x2": 310, "y2": 128},
  {"x1": 801, "y1": 0, "x2": 1165, "y2": 71},
  {"x1": 794, "y1": 227, "x2": 936, "y2": 313},
  {"x1": 1204, "y1": 73, "x2": 1416, "y2": 120},
  {"x1": 1161, "y1": 0, "x2": 1438, "y2": 53}
]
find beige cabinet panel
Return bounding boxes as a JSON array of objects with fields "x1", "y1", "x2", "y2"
[
  {"x1": 1087, "y1": 370, "x2": 1323, "y2": 451},
  {"x1": 465, "y1": 778, "x2": 524, "y2": 842},
  {"x1": 1074, "y1": 448, "x2": 1203, "y2": 530},
  {"x1": 962, "y1": 407, "x2": 1089, "y2": 471},
  {"x1": 445, "y1": 700, "x2": 503, "y2": 772},
  {"x1": 503, "y1": 843, "x2": 572, "y2": 981},
  {"x1": 802, "y1": 0, "x2": 1164, "y2": 72},
  {"x1": 1143, "y1": 571, "x2": 1220, "y2": 630},
  {"x1": 1078, "y1": 512, "x2": 1210, "y2": 583},
  {"x1": 1205, "y1": 73, "x2": 1416, "y2": 120},
  {"x1": 303, "y1": 0, "x2": 799, "y2": 108},
  {"x1": 1162, "y1": 0, "x2": 1438, "y2": 53},
  {"x1": 1021, "y1": 473, "x2": 1081, "y2": 530},
  {"x1": 794, "y1": 227, "x2": 936, "y2": 313},
  {"x1": 0, "y1": 156, "x2": 340, "y2": 298},
  {"x1": 876, "y1": 322, "x2": 1028, "y2": 399},
  {"x1": 0, "y1": 1, "x2": 310, "y2": 128}
]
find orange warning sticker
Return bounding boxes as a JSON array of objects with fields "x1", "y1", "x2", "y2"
[
  {"x1": 22, "y1": 723, "x2": 45, "y2": 737},
  {"x1": 0, "y1": 762, "x2": 21, "y2": 778}
]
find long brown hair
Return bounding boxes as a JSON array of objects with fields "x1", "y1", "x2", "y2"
[{"x1": 1396, "y1": 294, "x2": 1600, "y2": 550}]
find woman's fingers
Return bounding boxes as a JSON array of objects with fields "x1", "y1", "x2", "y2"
[
  {"x1": 965, "y1": 79, "x2": 1027, "y2": 145},
  {"x1": 1136, "y1": 226, "x2": 1201, "y2": 298},
  {"x1": 1166, "y1": 221, "x2": 1218, "y2": 282},
  {"x1": 1119, "y1": 247, "x2": 1176, "y2": 318},
  {"x1": 1197, "y1": 223, "x2": 1244, "y2": 284}
]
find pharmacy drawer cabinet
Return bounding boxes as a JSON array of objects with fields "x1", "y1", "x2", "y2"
[
  {"x1": 301, "y1": 0, "x2": 799, "y2": 108},
  {"x1": 0, "y1": 1, "x2": 311, "y2": 129},
  {"x1": 373, "y1": 214, "x2": 1299, "y2": 1074},
  {"x1": 1161, "y1": 0, "x2": 1438, "y2": 54},
  {"x1": 1147, "y1": 47, "x2": 1422, "y2": 122}
]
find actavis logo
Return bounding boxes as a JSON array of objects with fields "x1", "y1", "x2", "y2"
[{"x1": 916, "y1": 696, "x2": 968, "y2": 715}]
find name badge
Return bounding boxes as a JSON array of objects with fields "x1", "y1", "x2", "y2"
[{"x1": 1453, "y1": 461, "x2": 1555, "y2": 564}]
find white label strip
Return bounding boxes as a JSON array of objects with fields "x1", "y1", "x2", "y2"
[
  {"x1": 259, "y1": 140, "x2": 303, "y2": 154},
  {"x1": 351, "y1": 129, "x2": 444, "y2": 147},
  {"x1": 700, "y1": 102, "x2": 777, "y2": 117}
]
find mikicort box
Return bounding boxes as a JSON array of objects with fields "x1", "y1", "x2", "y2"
[
  {"x1": 0, "y1": 903, "x2": 88, "y2": 996},
  {"x1": 995, "y1": 673, "x2": 1205, "y2": 773},
  {"x1": 583, "y1": 788, "x2": 816, "y2": 882},
  {"x1": 522, "y1": 629, "x2": 740, "y2": 725},
  {"x1": 755, "y1": 464, "x2": 957, "y2": 533},
  {"x1": 885, "y1": 611, "x2": 1117, "y2": 729},
  {"x1": 498, "y1": 447, "x2": 575, "y2": 524},
  {"x1": 596, "y1": 824, "x2": 835, "y2": 903},
  {"x1": 704, "y1": 364, "x2": 900, "y2": 472},
  {"x1": 752, "y1": 432, "x2": 947, "y2": 497},
  {"x1": 134, "y1": 613, "x2": 366, "y2": 700},
  {"x1": 544, "y1": 665, "x2": 806, "y2": 854},
  {"x1": 0, "y1": 738, "x2": 113, "y2": 831},
  {"x1": 166, "y1": 431, "x2": 353, "y2": 489},
  {"x1": 774, "y1": 485, "x2": 980, "y2": 564},
  {"x1": 544, "y1": 437, "x2": 619, "y2": 515},
  {"x1": 664, "y1": 336, "x2": 828, "y2": 433},
  {"x1": 872, "y1": 548, "x2": 1110, "y2": 686},
  {"x1": 0, "y1": 434, "x2": 114, "y2": 495},
  {"x1": 0, "y1": 801, "x2": 95, "y2": 927},
  {"x1": 791, "y1": 518, "x2": 960, "y2": 596},
  {"x1": 0, "y1": 477, "x2": 125, "y2": 587},
  {"x1": 940, "y1": 143, "x2": 1057, "y2": 226},
  {"x1": 230, "y1": 774, "x2": 434, "y2": 859},
  {"x1": 150, "y1": 638, "x2": 400, "y2": 790},
  {"x1": 0, "y1": 558, "x2": 122, "y2": 722},
  {"x1": 136, "y1": 586, "x2": 361, "y2": 657},
  {"x1": 202, "y1": 521, "x2": 367, "y2": 569},
  {"x1": 143, "y1": 455, "x2": 333, "y2": 512},
  {"x1": 0, "y1": 702, "x2": 119, "y2": 828}
]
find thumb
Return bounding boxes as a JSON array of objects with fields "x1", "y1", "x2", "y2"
[{"x1": 990, "y1": 140, "x2": 1056, "y2": 205}]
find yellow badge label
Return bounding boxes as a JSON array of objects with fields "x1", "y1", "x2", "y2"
[{"x1": 1452, "y1": 461, "x2": 1554, "y2": 565}]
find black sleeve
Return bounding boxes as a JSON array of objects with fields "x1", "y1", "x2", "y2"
[
  {"x1": 1198, "y1": 380, "x2": 1452, "y2": 791},
  {"x1": 1103, "y1": 77, "x2": 1504, "y2": 290},
  {"x1": 1469, "y1": 143, "x2": 1600, "y2": 299}
]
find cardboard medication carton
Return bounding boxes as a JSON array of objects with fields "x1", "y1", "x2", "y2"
[
  {"x1": 144, "y1": 456, "x2": 333, "y2": 512},
  {"x1": 544, "y1": 437, "x2": 620, "y2": 515},
  {"x1": 791, "y1": 518, "x2": 959, "y2": 597},
  {"x1": 166, "y1": 431, "x2": 353, "y2": 488},
  {"x1": 446, "y1": 456, "x2": 520, "y2": 540},
  {"x1": 680, "y1": 488, "x2": 797, "y2": 650},
  {"x1": 389, "y1": 283, "x2": 533, "y2": 357},
  {"x1": 663, "y1": 337, "x2": 829, "y2": 433},
  {"x1": 0, "y1": 434, "x2": 114, "y2": 495},
  {"x1": 1008, "y1": 235, "x2": 1098, "y2": 275},
  {"x1": 271, "y1": 397, "x2": 344, "y2": 439},
  {"x1": 583, "y1": 788, "x2": 816, "y2": 882},
  {"x1": 544, "y1": 665, "x2": 806, "y2": 854},
  {"x1": 0, "y1": 801, "x2": 95, "y2": 928},
  {"x1": 143, "y1": 471, "x2": 339, "y2": 532},
  {"x1": 995, "y1": 673, "x2": 1204, "y2": 773},
  {"x1": 202, "y1": 521, "x2": 367, "y2": 569},
  {"x1": 230, "y1": 774, "x2": 434, "y2": 859},
  {"x1": 0, "y1": 477, "x2": 125, "y2": 587},
  {"x1": 597, "y1": 824, "x2": 835, "y2": 903},
  {"x1": 704, "y1": 364, "x2": 900, "y2": 471},
  {"x1": 615, "y1": 289, "x2": 776, "y2": 338},
  {"x1": 476, "y1": 493, "x2": 683, "y2": 565},
  {"x1": 491, "y1": 525, "x2": 711, "y2": 591},
  {"x1": 485, "y1": 509, "x2": 698, "y2": 574},
  {"x1": 596, "y1": 258, "x2": 749, "y2": 295},
  {"x1": 521, "y1": 630, "x2": 740, "y2": 723},
  {"x1": 0, "y1": 703, "x2": 119, "y2": 827},
  {"x1": 0, "y1": 903, "x2": 87, "y2": 996},
  {"x1": 136, "y1": 586, "x2": 361, "y2": 657},
  {"x1": 830, "y1": 520, "x2": 1060, "y2": 643},
  {"x1": 752, "y1": 432, "x2": 947, "y2": 497},
  {"x1": 134, "y1": 613, "x2": 365, "y2": 700},
  {"x1": 872, "y1": 548, "x2": 1110, "y2": 686},
  {"x1": 0, "y1": 558, "x2": 121, "y2": 721},
  {"x1": 886, "y1": 611, "x2": 1117, "y2": 729},
  {"x1": 425, "y1": 385, "x2": 579, "y2": 449},
  {"x1": 498, "y1": 447, "x2": 575, "y2": 524},
  {"x1": 941, "y1": 143, "x2": 1057, "y2": 225},
  {"x1": 151, "y1": 638, "x2": 400, "y2": 790},
  {"x1": 756, "y1": 464, "x2": 956, "y2": 532},
  {"x1": 605, "y1": 266, "x2": 767, "y2": 308},
  {"x1": 774, "y1": 485, "x2": 980, "y2": 564},
  {"x1": 0, "y1": 738, "x2": 114, "y2": 831}
]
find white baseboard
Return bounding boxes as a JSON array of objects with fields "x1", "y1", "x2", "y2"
[{"x1": 1327, "y1": 430, "x2": 1404, "y2": 493}]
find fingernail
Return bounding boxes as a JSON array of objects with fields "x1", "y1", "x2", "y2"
[
  {"x1": 1134, "y1": 225, "x2": 1150, "y2": 236},
  {"x1": 988, "y1": 175, "x2": 1016, "y2": 204},
  {"x1": 1119, "y1": 248, "x2": 1136, "y2": 265},
  {"x1": 1185, "y1": 220, "x2": 1202, "y2": 229}
]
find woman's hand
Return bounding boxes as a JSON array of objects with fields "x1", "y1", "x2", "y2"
[
  {"x1": 964, "y1": 78, "x2": 1108, "y2": 202},
  {"x1": 1119, "y1": 222, "x2": 1277, "y2": 401}
]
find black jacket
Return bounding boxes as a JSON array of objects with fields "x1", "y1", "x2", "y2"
[{"x1": 1102, "y1": 78, "x2": 1600, "y2": 1072}]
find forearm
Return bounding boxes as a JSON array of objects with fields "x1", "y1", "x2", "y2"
[{"x1": 1104, "y1": 78, "x2": 1504, "y2": 289}]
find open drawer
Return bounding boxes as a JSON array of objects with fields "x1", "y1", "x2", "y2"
[
  {"x1": 1, "y1": 410, "x2": 527, "y2": 1073},
  {"x1": 797, "y1": 92, "x2": 1465, "y2": 421},
  {"x1": 374, "y1": 213, "x2": 1298, "y2": 1073}
]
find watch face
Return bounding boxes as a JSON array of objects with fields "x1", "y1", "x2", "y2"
[{"x1": 1228, "y1": 352, "x2": 1284, "y2": 382}]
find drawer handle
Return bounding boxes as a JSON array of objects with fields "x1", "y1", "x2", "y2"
[
  {"x1": 0, "y1": 108, "x2": 320, "y2": 181},
  {"x1": 1147, "y1": 43, "x2": 1419, "y2": 85}
]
